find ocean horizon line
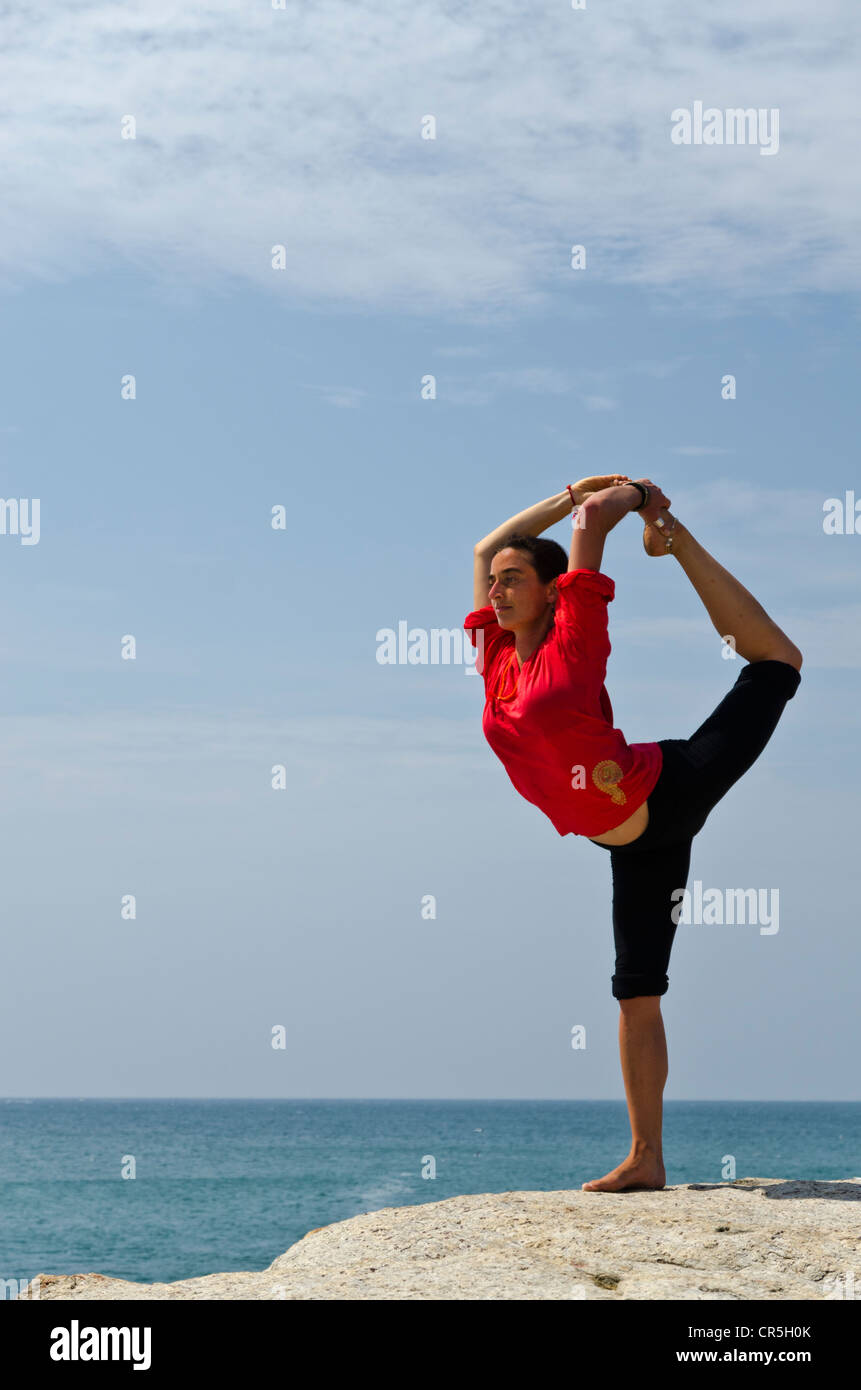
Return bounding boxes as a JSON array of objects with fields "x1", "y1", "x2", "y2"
[{"x1": 2, "y1": 1096, "x2": 858, "y2": 1105}]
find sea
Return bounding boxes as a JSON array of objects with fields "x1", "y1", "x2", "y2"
[{"x1": 1, "y1": 1099, "x2": 858, "y2": 1290}]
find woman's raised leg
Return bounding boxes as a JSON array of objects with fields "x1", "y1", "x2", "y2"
[{"x1": 646, "y1": 515, "x2": 802, "y2": 669}]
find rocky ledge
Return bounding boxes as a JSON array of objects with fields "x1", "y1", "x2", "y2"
[{"x1": 18, "y1": 1178, "x2": 861, "y2": 1301}]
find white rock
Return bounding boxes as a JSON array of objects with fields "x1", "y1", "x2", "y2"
[{"x1": 18, "y1": 1179, "x2": 861, "y2": 1301}]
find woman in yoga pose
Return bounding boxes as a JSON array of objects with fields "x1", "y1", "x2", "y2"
[{"x1": 465, "y1": 475, "x2": 802, "y2": 1193}]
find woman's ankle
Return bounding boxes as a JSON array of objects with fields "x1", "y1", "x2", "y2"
[
  {"x1": 644, "y1": 511, "x2": 686, "y2": 558},
  {"x1": 669, "y1": 517, "x2": 690, "y2": 558},
  {"x1": 630, "y1": 1138, "x2": 663, "y2": 1162}
]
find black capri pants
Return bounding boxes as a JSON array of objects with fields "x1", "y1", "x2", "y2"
[{"x1": 589, "y1": 659, "x2": 802, "y2": 1001}]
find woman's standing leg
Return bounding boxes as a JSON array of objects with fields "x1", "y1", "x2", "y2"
[
  {"x1": 582, "y1": 997, "x2": 668, "y2": 1192},
  {"x1": 583, "y1": 819, "x2": 694, "y2": 1192}
]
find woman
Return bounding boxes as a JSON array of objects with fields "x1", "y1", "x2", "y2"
[{"x1": 465, "y1": 475, "x2": 802, "y2": 1192}]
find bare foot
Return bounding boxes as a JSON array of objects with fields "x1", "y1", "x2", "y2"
[
  {"x1": 643, "y1": 510, "x2": 685, "y2": 557},
  {"x1": 582, "y1": 1152, "x2": 666, "y2": 1192}
]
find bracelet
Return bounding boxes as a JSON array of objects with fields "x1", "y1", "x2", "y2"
[
  {"x1": 566, "y1": 483, "x2": 578, "y2": 510},
  {"x1": 627, "y1": 481, "x2": 649, "y2": 511}
]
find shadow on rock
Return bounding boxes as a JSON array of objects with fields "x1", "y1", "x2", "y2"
[{"x1": 687, "y1": 1179, "x2": 861, "y2": 1201}]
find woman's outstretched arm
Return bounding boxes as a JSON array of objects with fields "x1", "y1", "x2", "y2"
[
  {"x1": 472, "y1": 475, "x2": 630, "y2": 608},
  {"x1": 569, "y1": 479, "x2": 671, "y2": 572}
]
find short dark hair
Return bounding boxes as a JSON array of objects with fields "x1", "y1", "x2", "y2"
[{"x1": 490, "y1": 532, "x2": 568, "y2": 585}]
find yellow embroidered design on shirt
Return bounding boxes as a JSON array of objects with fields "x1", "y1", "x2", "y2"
[{"x1": 592, "y1": 759, "x2": 627, "y2": 805}]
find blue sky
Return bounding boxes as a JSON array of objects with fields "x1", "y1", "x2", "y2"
[{"x1": 1, "y1": 0, "x2": 859, "y2": 1099}]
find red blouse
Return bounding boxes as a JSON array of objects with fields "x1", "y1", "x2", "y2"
[{"x1": 464, "y1": 568, "x2": 663, "y2": 838}]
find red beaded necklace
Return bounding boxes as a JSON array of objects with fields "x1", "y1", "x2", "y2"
[
  {"x1": 492, "y1": 649, "x2": 521, "y2": 702},
  {"x1": 491, "y1": 601, "x2": 557, "y2": 701}
]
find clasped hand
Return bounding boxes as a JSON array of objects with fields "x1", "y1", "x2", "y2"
[{"x1": 571, "y1": 473, "x2": 671, "y2": 525}]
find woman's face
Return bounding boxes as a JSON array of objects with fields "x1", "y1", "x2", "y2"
[{"x1": 488, "y1": 548, "x2": 556, "y2": 628}]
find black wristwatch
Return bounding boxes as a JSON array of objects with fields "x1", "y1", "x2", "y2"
[{"x1": 627, "y1": 481, "x2": 650, "y2": 511}]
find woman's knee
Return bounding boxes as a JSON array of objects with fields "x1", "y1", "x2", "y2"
[
  {"x1": 749, "y1": 644, "x2": 803, "y2": 673},
  {"x1": 618, "y1": 994, "x2": 663, "y2": 1014}
]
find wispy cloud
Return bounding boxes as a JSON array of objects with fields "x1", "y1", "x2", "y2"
[
  {"x1": 437, "y1": 364, "x2": 626, "y2": 409},
  {"x1": 435, "y1": 346, "x2": 486, "y2": 358},
  {"x1": 442, "y1": 384, "x2": 495, "y2": 406},
  {"x1": 300, "y1": 384, "x2": 366, "y2": 408},
  {"x1": 1, "y1": 1, "x2": 857, "y2": 313},
  {"x1": 0, "y1": 710, "x2": 489, "y2": 811},
  {"x1": 436, "y1": 364, "x2": 617, "y2": 409},
  {"x1": 542, "y1": 423, "x2": 580, "y2": 450},
  {"x1": 612, "y1": 606, "x2": 861, "y2": 667},
  {"x1": 671, "y1": 445, "x2": 735, "y2": 456},
  {"x1": 672, "y1": 477, "x2": 829, "y2": 536},
  {"x1": 483, "y1": 367, "x2": 571, "y2": 395},
  {"x1": 631, "y1": 357, "x2": 691, "y2": 380}
]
